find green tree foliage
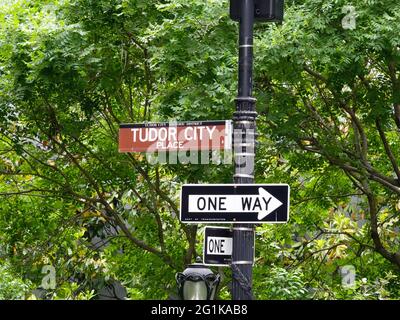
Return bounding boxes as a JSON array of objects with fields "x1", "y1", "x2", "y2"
[
  {"x1": 253, "y1": 0, "x2": 400, "y2": 299},
  {"x1": 0, "y1": 0, "x2": 399, "y2": 300},
  {"x1": 0, "y1": 262, "x2": 32, "y2": 299},
  {"x1": 0, "y1": 0, "x2": 235, "y2": 299}
]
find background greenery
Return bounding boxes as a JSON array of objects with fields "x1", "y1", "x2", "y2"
[{"x1": 0, "y1": 0, "x2": 399, "y2": 299}]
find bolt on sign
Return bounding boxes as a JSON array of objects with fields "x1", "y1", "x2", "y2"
[{"x1": 119, "y1": 120, "x2": 232, "y2": 153}]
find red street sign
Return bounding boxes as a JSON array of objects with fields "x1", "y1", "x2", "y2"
[{"x1": 119, "y1": 120, "x2": 232, "y2": 153}]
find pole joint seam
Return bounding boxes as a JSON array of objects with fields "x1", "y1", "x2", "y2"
[
  {"x1": 232, "y1": 261, "x2": 253, "y2": 265},
  {"x1": 235, "y1": 97, "x2": 257, "y2": 102},
  {"x1": 235, "y1": 153, "x2": 255, "y2": 156},
  {"x1": 233, "y1": 132, "x2": 257, "y2": 135},
  {"x1": 233, "y1": 174, "x2": 254, "y2": 179},
  {"x1": 233, "y1": 227, "x2": 253, "y2": 231},
  {"x1": 233, "y1": 143, "x2": 255, "y2": 147},
  {"x1": 233, "y1": 120, "x2": 254, "y2": 124}
]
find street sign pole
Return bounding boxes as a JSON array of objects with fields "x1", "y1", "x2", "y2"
[{"x1": 232, "y1": 0, "x2": 256, "y2": 300}]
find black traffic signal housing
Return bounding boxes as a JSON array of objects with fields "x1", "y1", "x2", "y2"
[{"x1": 230, "y1": 0, "x2": 284, "y2": 22}]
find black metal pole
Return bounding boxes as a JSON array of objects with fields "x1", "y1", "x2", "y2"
[{"x1": 232, "y1": 0, "x2": 256, "y2": 300}]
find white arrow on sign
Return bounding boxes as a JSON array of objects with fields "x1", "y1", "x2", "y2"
[{"x1": 188, "y1": 187, "x2": 283, "y2": 220}]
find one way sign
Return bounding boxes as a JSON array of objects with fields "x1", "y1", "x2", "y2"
[
  {"x1": 203, "y1": 227, "x2": 233, "y2": 266},
  {"x1": 180, "y1": 184, "x2": 290, "y2": 223}
]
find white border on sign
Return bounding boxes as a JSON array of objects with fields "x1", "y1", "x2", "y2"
[{"x1": 179, "y1": 183, "x2": 290, "y2": 224}]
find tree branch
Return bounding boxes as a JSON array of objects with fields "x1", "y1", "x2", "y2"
[
  {"x1": 375, "y1": 118, "x2": 400, "y2": 181},
  {"x1": 362, "y1": 180, "x2": 400, "y2": 268},
  {"x1": 341, "y1": 103, "x2": 368, "y2": 164},
  {"x1": 388, "y1": 58, "x2": 400, "y2": 130},
  {"x1": 292, "y1": 193, "x2": 363, "y2": 206},
  {"x1": 303, "y1": 65, "x2": 327, "y2": 83}
]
